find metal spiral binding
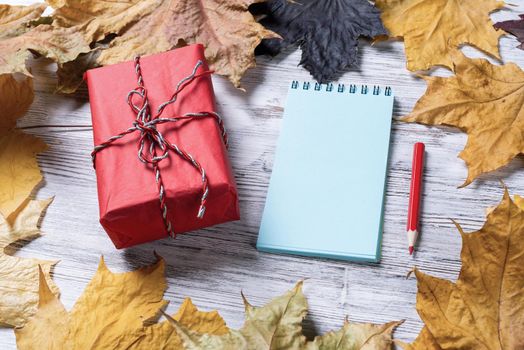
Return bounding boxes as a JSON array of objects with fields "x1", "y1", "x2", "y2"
[{"x1": 290, "y1": 80, "x2": 392, "y2": 96}]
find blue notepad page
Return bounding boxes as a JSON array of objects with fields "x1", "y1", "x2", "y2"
[{"x1": 257, "y1": 81, "x2": 394, "y2": 262}]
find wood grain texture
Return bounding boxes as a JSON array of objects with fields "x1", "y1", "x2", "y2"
[{"x1": 1, "y1": 1, "x2": 524, "y2": 348}]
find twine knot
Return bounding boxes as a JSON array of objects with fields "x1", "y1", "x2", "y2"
[{"x1": 91, "y1": 56, "x2": 228, "y2": 238}]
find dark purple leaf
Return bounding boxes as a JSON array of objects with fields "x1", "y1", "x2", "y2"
[
  {"x1": 494, "y1": 14, "x2": 524, "y2": 50},
  {"x1": 251, "y1": 0, "x2": 387, "y2": 83}
]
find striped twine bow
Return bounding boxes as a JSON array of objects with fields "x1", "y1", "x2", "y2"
[{"x1": 91, "y1": 56, "x2": 228, "y2": 239}]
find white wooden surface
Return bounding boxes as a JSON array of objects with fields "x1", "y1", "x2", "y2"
[{"x1": 2, "y1": 2, "x2": 524, "y2": 348}]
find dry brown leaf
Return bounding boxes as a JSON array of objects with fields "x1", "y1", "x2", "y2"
[
  {"x1": 304, "y1": 320, "x2": 401, "y2": 350},
  {"x1": 0, "y1": 5, "x2": 56, "y2": 218},
  {"x1": 402, "y1": 54, "x2": 524, "y2": 187},
  {"x1": 515, "y1": 194, "x2": 524, "y2": 209},
  {"x1": 0, "y1": 4, "x2": 38, "y2": 131},
  {"x1": 0, "y1": 74, "x2": 34, "y2": 129},
  {"x1": 487, "y1": 194, "x2": 524, "y2": 216},
  {"x1": 168, "y1": 281, "x2": 402, "y2": 349},
  {"x1": 16, "y1": 256, "x2": 168, "y2": 349},
  {"x1": 397, "y1": 327, "x2": 441, "y2": 350},
  {"x1": 0, "y1": 3, "x2": 46, "y2": 76},
  {"x1": 46, "y1": 0, "x2": 278, "y2": 91},
  {"x1": 0, "y1": 2, "x2": 45, "y2": 33},
  {"x1": 0, "y1": 4, "x2": 37, "y2": 126},
  {"x1": 375, "y1": 0, "x2": 504, "y2": 72},
  {"x1": 0, "y1": 130, "x2": 47, "y2": 218},
  {"x1": 0, "y1": 9, "x2": 58, "y2": 326},
  {"x1": 409, "y1": 189, "x2": 524, "y2": 349},
  {"x1": 0, "y1": 198, "x2": 58, "y2": 328},
  {"x1": 0, "y1": 3, "x2": 90, "y2": 78},
  {"x1": 123, "y1": 298, "x2": 229, "y2": 349}
]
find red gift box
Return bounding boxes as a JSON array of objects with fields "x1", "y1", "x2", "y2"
[{"x1": 85, "y1": 44, "x2": 239, "y2": 248}]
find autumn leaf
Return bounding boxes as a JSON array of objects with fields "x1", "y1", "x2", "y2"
[
  {"x1": 252, "y1": 0, "x2": 387, "y2": 83},
  {"x1": 397, "y1": 327, "x2": 441, "y2": 350},
  {"x1": 0, "y1": 130, "x2": 48, "y2": 218},
  {"x1": 0, "y1": 74, "x2": 33, "y2": 130},
  {"x1": 515, "y1": 194, "x2": 524, "y2": 209},
  {"x1": 495, "y1": 14, "x2": 524, "y2": 50},
  {"x1": 15, "y1": 255, "x2": 168, "y2": 348},
  {"x1": 167, "y1": 281, "x2": 402, "y2": 350},
  {"x1": 402, "y1": 54, "x2": 524, "y2": 187},
  {"x1": 16, "y1": 255, "x2": 230, "y2": 349},
  {"x1": 0, "y1": 5, "x2": 61, "y2": 218},
  {"x1": 0, "y1": 3, "x2": 89, "y2": 78},
  {"x1": 407, "y1": 189, "x2": 524, "y2": 349},
  {"x1": 123, "y1": 298, "x2": 229, "y2": 349},
  {"x1": 0, "y1": 4, "x2": 91, "y2": 112},
  {"x1": 46, "y1": 0, "x2": 278, "y2": 92},
  {"x1": 0, "y1": 9, "x2": 57, "y2": 326},
  {"x1": 0, "y1": 76, "x2": 48, "y2": 222},
  {"x1": 0, "y1": 3, "x2": 46, "y2": 76},
  {"x1": 375, "y1": 0, "x2": 505, "y2": 72},
  {"x1": 0, "y1": 6, "x2": 36, "y2": 132},
  {"x1": 487, "y1": 194, "x2": 524, "y2": 216},
  {"x1": 0, "y1": 198, "x2": 58, "y2": 328},
  {"x1": 304, "y1": 320, "x2": 402, "y2": 350}
]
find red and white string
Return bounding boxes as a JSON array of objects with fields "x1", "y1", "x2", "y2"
[{"x1": 91, "y1": 57, "x2": 228, "y2": 238}]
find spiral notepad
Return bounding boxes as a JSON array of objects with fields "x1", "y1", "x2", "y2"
[{"x1": 257, "y1": 81, "x2": 394, "y2": 262}]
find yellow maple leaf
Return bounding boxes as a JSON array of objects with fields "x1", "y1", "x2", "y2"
[
  {"x1": 0, "y1": 7, "x2": 36, "y2": 140},
  {"x1": 375, "y1": 0, "x2": 505, "y2": 72},
  {"x1": 168, "y1": 281, "x2": 402, "y2": 350},
  {"x1": 46, "y1": 0, "x2": 278, "y2": 91},
  {"x1": 407, "y1": 189, "x2": 524, "y2": 349},
  {"x1": 0, "y1": 130, "x2": 48, "y2": 218},
  {"x1": 0, "y1": 198, "x2": 58, "y2": 328},
  {"x1": 0, "y1": 73, "x2": 34, "y2": 130},
  {"x1": 397, "y1": 327, "x2": 442, "y2": 350},
  {"x1": 122, "y1": 298, "x2": 229, "y2": 349},
  {"x1": 0, "y1": 3, "x2": 46, "y2": 76},
  {"x1": 487, "y1": 194, "x2": 524, "y2": 217},
  {"x1": 0, "y1": 3, "x2": 90, "y2": 78},
  {"x1": 0, "y1": 5, "x2": 58, "y2": 218},
  {"x1": 15, "y1": 256, "x2": 168, "y2": 348},
  {"x1": 402, "y1": 55, "x2": 524, "y2": 187},
  {"x1": 514, "y1": 194, "x2": 524, "y2": 210},
  {"x1": 15, "y1": 255, "x2": 231, "y2": 349}
]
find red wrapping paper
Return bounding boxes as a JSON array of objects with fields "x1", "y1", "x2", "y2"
[{"x1": 85, "y1": 44, "x2": 239, "y2": 248}]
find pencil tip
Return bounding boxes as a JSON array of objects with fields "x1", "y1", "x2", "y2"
[{"x1": 409, "y1": 246, "x2": 414, "y2": 255}]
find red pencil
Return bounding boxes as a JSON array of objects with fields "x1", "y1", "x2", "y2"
[{"x1": 407, "y1": 142, "x2": 425, "y2": 255}]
